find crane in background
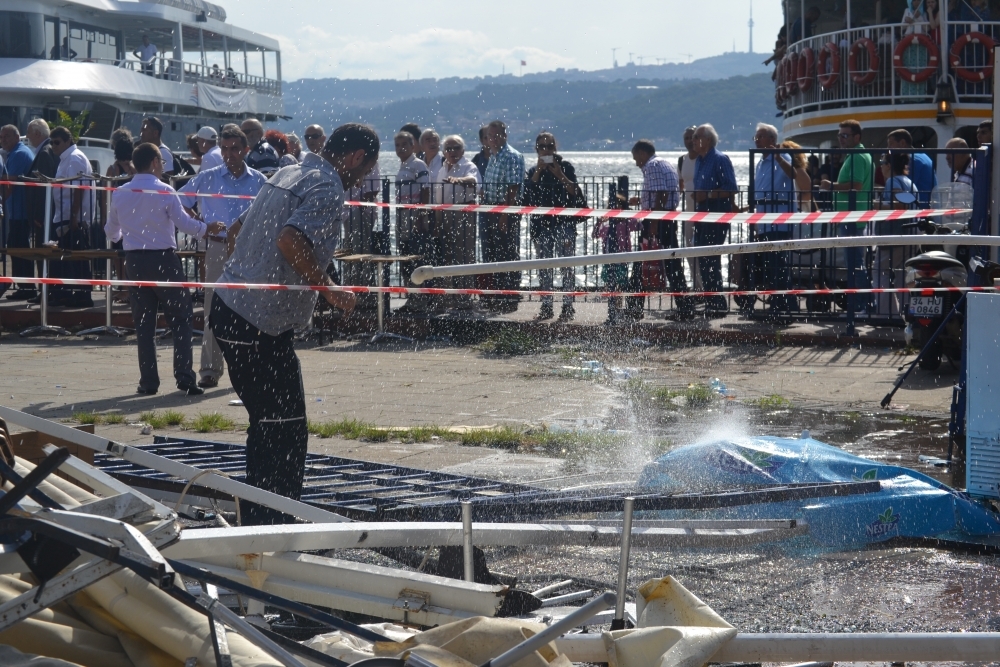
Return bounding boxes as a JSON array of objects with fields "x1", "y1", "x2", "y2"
[
  {"x1": 678, "y1": 53, "x2": 693, "y2": 63},
  {"x1": 611, "y1": 47, "x2": 619, "y2": 68}
]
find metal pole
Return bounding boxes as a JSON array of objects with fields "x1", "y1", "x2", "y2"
[
  {"x1": 991, "y1": 48, "x2": 1000, "y2": 262},
  {"x1": 483, "y1": 592, "x2": 616, "y2": 667},
  {"x1": 410, "y1": 235, "x2": 1000, "y2": 284},
  {"x1": 462, "y1": 500, "x2": 474, "y2": 583},
  {"x1": 20, "y1": 184, "x2": 70, "y2": 337},
  {"x1": 611, "y1": 497, "x2": 634, "y2": 630}
]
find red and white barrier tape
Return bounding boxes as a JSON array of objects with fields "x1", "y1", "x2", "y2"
[
  {"x1": 0, "y1": 180, "x2": 970, "y2": 225},
  {"x1": 1, "y1": 276, "x2": 994, "y2": 300}
]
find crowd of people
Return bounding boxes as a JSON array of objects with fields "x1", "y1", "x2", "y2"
[{"x1": 0, "y1": 113, "x2": 991, "y2": 351}]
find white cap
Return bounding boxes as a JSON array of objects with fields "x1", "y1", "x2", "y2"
[{"x1": 196, "y1": 126, "x2": 218, "y2": 141}]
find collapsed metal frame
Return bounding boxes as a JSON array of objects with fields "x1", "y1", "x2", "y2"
[{"x1": 90, "y1": 435, "x2": 883, "y2": 522}]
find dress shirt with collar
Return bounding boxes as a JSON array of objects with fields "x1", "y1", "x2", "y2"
[
  {"x1": 396, "y1": 154, "x2": 429, "y2": 204},
  {"x1": 754, "y1": 151, "x2": 794, "y2": 232},
  {"x1": 158, "y1": 143, "x2": 175, "y2": 173},
  {"x1": 105, "y1": 173, "x2": 207, "y2": 250},
  {"x1": 200, "y1": 145, "x2": 224, "y2": 172},
  {"x1": 53, "y1": 145, "x2": 95, "y2": 224},
  {"x1": 639, "y1": 155, "x2": 680, "y2": 211},
  {"x1": 435, "y1": 158, "x2": 481, "y2": 204},
  {"x1": 424, "y1": 153, "x2": 444, "y2": 204},
  {"x1": 179, "y1": 164, "x2": 266, "y2": 235},
  {"x1": 246, "y1": 139, "x2": 280, "y2": 175},
  {"x1": 694, "y1": 147, "x2": 738, "y2": 212},
  {"x1": 483, "y1": 143, "x2": 525, "y2": 204},
  {"x1": 219, "y1": 151, "x2": 345, "y2": 336}
]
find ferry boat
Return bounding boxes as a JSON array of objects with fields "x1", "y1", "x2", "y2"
[
  {"x1": 777, "y1": 0, "x2": 994, "y2": 184},
  {"x1": 0, "y1": 0, "x2": 283, "y2": 154}
]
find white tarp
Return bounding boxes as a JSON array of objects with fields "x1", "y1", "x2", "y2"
[{"x1": 196, "y1": 82, "x2": 252, "y2": 114}]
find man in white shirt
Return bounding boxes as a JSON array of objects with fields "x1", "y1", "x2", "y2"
[
  {"x1": 420, "y1": 129, "x2": 443, "y2": 200},
  {"x1": 105, "y1": 142, "x2": 225, "y2": 396},
  {"x1": 677, "y1": 126, "x2": 700, "y2": 290},
  {"x1": 133, "y1": 35, "x2": 157, "y2": 76},
  {"x1": 48, "y1": 126, "x2": 96, "y2": 307},
  {"x1": 140, "y1": 116, "x2": 175, "y2": 177},
  {"x1": 197, "y1": 126, "x2": 223, "y2": 172},
  {"x1": 436, "y1": 135, "x2": 481, "y2": 308},
  {"x1": 394, "y1": 131, "x2": 430, "y2": 310},
  {"x1": 179, "y1": 127, "x2": 266, "y2": 388}
]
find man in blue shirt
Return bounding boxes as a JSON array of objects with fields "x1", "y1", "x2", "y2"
[
  {"x1": 1, "y1": 125, "x2": 38, "y2": 301},
  {"x1": 750, "y1": 123, "x2": 796, "y2": 318},
  {"x1": 180, "y1": 126, "x2": 267, "y2": 389},
  {"x1": 887, "y1": 129, "x2": 936, "y2": 206},
  {"x1": 692, "y1": 123, "x2": 738, "y2": 314}
]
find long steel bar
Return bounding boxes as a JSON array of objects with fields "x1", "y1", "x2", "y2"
[
  {"x1": 461, "y1": 501, "x2": 474, "y2": 583},
  {"x1": 410, "y1": 235, "x2": 1000, "y2": 284},
  {"x1": 556, "y1": 632, "x2": 1000, "y2": 663},
  {"x1": 611, "y1": 497, "x2": 634, "y2": 630},
  {"x1": 166, "y1": 521, "x2": 809, "y2": 560},
  {"x1": 192, "y1": 593, "x2": 307, "y2": 667},
  {"x1": 0, "y1": 407, "x2": 350, "y2": 524}
]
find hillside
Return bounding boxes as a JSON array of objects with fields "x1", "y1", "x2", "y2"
[
  {"x1": 278, "y1": 51, "x2": 773, "y2": 135},
  {"x1": 279, "y1": 73, "x2": 775, "y2": 151}
]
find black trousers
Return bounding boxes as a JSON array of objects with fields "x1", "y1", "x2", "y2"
[
  {"x1": 480, "y1": 213, "x2": 521, "y2": 304},
  {"x1": 753, "y1": 231, "x2": 796, "y2": 311},
  {"x1": 49, "y1": 223, "x2": 92, "y2": 298},
  {"x1": 210, "y1": 295, "x2": 308, "y2": 526},
  {"x1": 124, "y1": 250, "x2": 196, "y2": 390},
  {"x1": 5, "y1": 219, "x2": 36, "y2": 289},
  {"x1": 694, "y1": 222, "x2": 730, "y2": 309}
]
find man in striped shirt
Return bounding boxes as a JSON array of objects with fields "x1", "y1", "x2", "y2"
[
  {"x1": 630, "y1": 139, "x2": 691, "y2": 318},
  {"x1": 481, "y1": 120, "x2": 525, "y2": 312}
]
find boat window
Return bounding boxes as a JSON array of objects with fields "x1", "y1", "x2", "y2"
[{"x1": 0, "y1": 11, "x2": 45, "y2": 59}]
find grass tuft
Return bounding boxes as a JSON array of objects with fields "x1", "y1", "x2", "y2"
[
  {"x1": 748, "y1": 394, "x2": 792, "y2": 410},
  {"x1": 682, "y1": 383, "x2": 715, "y2": 405},
  {"x1": 74, "y1": 411, "x2": 127, "y2": 425},
  {"x1": 162, "y1": 410, "x2": 186, "y2": 426},
  {"x1": 138, "y1": 411, "x2": 169, "y2": 429},
  {"x1": 190, "y1": 412, "x2": 236, "y2": 433}
]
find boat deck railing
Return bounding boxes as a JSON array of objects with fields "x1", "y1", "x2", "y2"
[
  {"x1": 779, "y1": 20, "x2": 998, "y2": 116},
  {"x1": 50, "y1": 55, "x2": 282, "y2": 97}
]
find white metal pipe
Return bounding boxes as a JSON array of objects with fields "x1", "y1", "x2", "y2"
[
  {"x1": 461, "y1": 501, "x2": 474, "y2": 583},
  {"x1": 487, "y1": 592, "x2": 616, "y2": 667},
  {"x1": 530, "y1": 579, "x2": 574, "y2": 598},
  {"x1": 555, "y1": 632, "x2": 1000, "y2": 663},
  {"x1": 613, "y1": 497, "x2": 634, "y2": 624},
  {"x1": 539, "y1": 590, "x2": 594, "y2": 607},
  {"x1": 410, "y1": 235, "x2": 1000, "y2": 284},
  {"x1": 166, "y1": 521, "x2": 808, "y2": 560},
  {"x1": 0, "y1": 406, "x2": 350, "y2": 524}
]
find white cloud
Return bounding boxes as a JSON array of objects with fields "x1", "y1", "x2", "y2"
[{"x1": 269, "y1": 27, "x2": 576, "y2": 81}]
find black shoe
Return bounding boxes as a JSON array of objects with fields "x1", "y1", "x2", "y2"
[
  {"x1": 63, "y1": 295, "x2": 94, "y2": 308},
  {"x1": 536, "y1": 305, "x2": 555, "y2": 320},
  {"x1": 177, "y1": 383, "x2": 204, "y2": 396},
  {"x1": 136, "y1": 385, "x2": 158, "y2": 395},
  {"x1": 5, "y1": 289, "x2": 37, "y2": 301},
  {"x1": 197, "y1": 377, "x2": 219, "y2": 389},
  {"x1": 557, "y1": 305, "x2": 575, "y2": 322}
]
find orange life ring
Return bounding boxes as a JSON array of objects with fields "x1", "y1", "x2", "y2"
[
  {"x1": 950, "y1": 31, "x2": 996, "y2": 82},
  {"x1": 817, "y1": 42, "x2": 841, "y2": 89},
  {"x1": 848, "y1": 37, "x2": 879, "y2": 85},
  {"x1": 784, "y1": 52, "x2": 800, "y2": 95},
  {"x1": 797, "y1": 47, "x2": 815, "y2": 91},
  {"x1": 893, "y1": 33, "x2": 939, "y2": 83}
]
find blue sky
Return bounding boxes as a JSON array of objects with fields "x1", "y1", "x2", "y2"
[{"x1": 224, "y1": 0, "x2": 783, "y2": 80}]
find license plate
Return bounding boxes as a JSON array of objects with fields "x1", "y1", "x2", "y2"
[{"x1": 909, "y1": 296, "x2": 943, "y2": 316}]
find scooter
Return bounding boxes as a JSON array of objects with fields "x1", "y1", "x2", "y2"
[{"x1": 901, "y1": 219, "x2": 970, "y2": 371}]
